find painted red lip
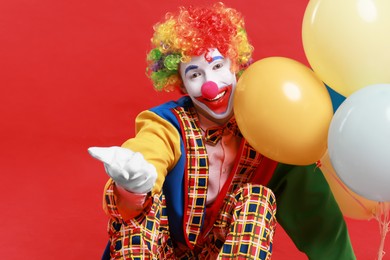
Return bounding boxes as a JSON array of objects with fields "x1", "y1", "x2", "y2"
[{"x1": 195, "y1": 85, "x2": 232, "y2": 114}]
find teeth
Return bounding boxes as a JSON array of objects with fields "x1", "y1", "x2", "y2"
[{"x1": 210, "y1": 91, "x2": 225, "y2": 101}]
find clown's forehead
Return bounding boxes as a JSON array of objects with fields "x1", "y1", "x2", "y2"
[{"x1": 205, "y1": 48, "x2": 224, "y2": 61}]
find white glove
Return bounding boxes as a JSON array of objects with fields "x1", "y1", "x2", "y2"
[{"x1": 88, "y1": 146, "x2": 157, "y2": 194}]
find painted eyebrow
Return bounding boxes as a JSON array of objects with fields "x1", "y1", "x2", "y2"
[
  {"x1": 185, "y1": 65, "x2": 198, "y2": 75},
  {"x1": 184, "y1": 56, "x2": 224, "y2": 75},
  {"x1": 211, "y1": 56, "x2": 224, "y2": 63}
]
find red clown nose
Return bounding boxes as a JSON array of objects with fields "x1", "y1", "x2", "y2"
[{"x1": 201, "y1": 81, "x2": 219, "y2": 99}]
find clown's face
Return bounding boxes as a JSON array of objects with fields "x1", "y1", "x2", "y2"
[{"x1": 179, "y1": 49, "x2": 237, "y2": 125}]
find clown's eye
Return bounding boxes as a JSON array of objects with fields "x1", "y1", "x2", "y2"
[
  {"x1": 190, "y1": 72, "x2": 202, "y2": 79},
  {"x1": 213, "y1": 62, "x2": 223, "y2": 70}
]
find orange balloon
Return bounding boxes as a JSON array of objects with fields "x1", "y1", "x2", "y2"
[
  {"x1": 320, "y1": 151, "x2": 378, "y2": 220},
  {"x1": 234, "y1": 57, "x2": 333, "y2": 165}
]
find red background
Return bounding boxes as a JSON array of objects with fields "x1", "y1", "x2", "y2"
[{"x1": 0, "y1": 0, "x2": 387, "y2": 259}]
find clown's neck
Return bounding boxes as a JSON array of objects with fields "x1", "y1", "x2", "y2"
[{"x1": 197, "y1": 111, "x2": 234, "y2": 130}]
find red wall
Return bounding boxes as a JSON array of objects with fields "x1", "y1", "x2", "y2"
[{"x1": 0, "y1": 0, "x2": 386, "y2": 259}]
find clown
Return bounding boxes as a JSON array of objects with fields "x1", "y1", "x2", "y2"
[{"x1": 89, "y1": 3, "x2": 356, "y2": 259}]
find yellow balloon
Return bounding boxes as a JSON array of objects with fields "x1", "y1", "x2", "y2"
[
  {"x1": 302, "y1": 0, "x2": 390, "y2": 96},
  {"x1": 320, "y1": 151, "x2": 378, "y2": 220},
  {"x1": 234, "y1": 57, "x2": 333, "y2": 165}
]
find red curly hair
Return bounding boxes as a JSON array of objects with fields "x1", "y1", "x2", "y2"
[{"x1": 146, "y1": 2, "x2": 253, "y2": 92}]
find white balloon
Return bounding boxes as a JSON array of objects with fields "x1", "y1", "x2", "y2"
[{"x1": 328, "y1": 84, "x2": 390, "y2": 202}]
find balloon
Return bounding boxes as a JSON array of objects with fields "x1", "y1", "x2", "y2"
[
  {"x1": 302, "y1": 0, "x2": 390, "y2": 96},
  {"x1": 320, "y1": 151, "x2": 378, "y2": 220},
  {"x1": 234, "y1": 57, "x2": 333, "y2": 165},
  {"x1": 328, "y1": 84, "x2": 390, "y2": 202}
]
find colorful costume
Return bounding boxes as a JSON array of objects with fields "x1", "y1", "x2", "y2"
[{"x1": 102, "y1": 96, "x2": 355, "y2": 259}]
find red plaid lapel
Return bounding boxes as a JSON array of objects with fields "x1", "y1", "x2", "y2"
[{"x1": 172, "y1": 106, "x2": 208, "y2": 249}]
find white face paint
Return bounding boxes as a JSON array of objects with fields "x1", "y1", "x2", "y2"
[{"x1": 179, "y1": 49, "x2": 237, "y2": 124}]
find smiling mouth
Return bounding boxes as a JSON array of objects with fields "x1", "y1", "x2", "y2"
[
  {"x1": 206, "y1": 90, "x2": 226, "y2": 102},
  {"x1": 194, "y1": 85, "x2": 233, "y2": 114}
]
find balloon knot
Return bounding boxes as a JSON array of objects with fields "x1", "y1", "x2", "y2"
[{"x1": 316, "y1": 160, "x2": 322, "y2": 168}]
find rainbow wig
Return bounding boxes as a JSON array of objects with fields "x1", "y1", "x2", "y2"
[{"x1": 146, "y1": 2, "x2": 254, "y2": 92}]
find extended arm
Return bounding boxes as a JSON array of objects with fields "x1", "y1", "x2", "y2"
[{"x1": 89, "y1": 110, "x2": 182, "y2": 220}]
